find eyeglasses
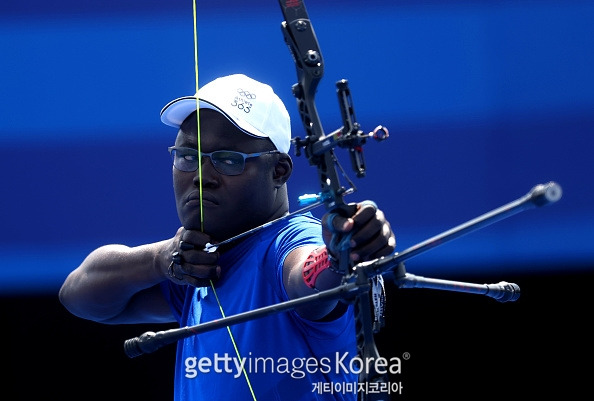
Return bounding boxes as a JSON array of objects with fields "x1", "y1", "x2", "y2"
[{"x1": 168, "y1": 146, "x2": 281, "y2": 176}]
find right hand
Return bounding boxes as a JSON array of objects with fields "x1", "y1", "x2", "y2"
[{"x1": 165, "y1": 227, "x2": 221, "y2": 287}]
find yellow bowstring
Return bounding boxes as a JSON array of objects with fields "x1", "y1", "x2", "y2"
[
  {"x1": 193, "y1": 0, "x2": 203, "y2": 227},
  {"x1": 192, "y1": 2, "x2": 256, "y2": 399}
]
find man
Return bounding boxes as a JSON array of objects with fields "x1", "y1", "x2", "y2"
[{"x1": 59, "y1": 74, "x2": 396, "y2": 400}]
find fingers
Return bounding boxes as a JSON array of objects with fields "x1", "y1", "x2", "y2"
[
  {"x1": 352, "y1": 217, "x2": 396, "y2": 261},
  {"x1": 322, "y1": 201, "x2": 377, "y2": 234},
  {"x1": 322, "y1": 212, "x2": 353, "y2": 235},
  {"x1": 350, "y1": 201, "x2": 379, "y2": 230},
  {"x1": 167, "y1": 228, "x2": 221, "y2": 287},
  {"x1": 322, "y1": 201, "x2": 396, "y2": 262},
  {"x1": 179, "y1": 228, "x2": 212, "y2": 249}
]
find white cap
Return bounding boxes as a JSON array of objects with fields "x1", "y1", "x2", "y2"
[{"x1": 160, "y1": 74, "x2": 291, "y2": 153}]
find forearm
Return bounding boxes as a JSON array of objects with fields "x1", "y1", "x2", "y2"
[{"x1": 59, "y1": 241, "x2": 171, "y2": 323}]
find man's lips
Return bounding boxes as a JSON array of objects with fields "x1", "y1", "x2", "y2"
[{"x1": 186, "y1": 191, "x2": 219, "y2": 206}]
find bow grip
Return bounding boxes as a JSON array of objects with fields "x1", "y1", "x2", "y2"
[{"x1": 326, "y1": 202, "x2": 358, "y2": 275}]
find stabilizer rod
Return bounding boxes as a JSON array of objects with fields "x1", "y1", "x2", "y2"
[
  {"x1": 396, "y1": 272, "x2": 521, "y2": 302},
  {"x1": 359, "y1": 181, "x2": 562, "y2": 278}
]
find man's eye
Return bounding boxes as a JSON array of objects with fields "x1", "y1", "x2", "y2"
[
  {"x1": 219, "y1": 158, "x2": 238, "y2": 166},
  {"x1": 183, "y1": 154, "x2": 198, "y2": 162}
]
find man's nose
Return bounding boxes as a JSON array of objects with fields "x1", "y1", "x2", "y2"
[{"x1": 193, "y1": 156, "x2": 218, "y2": 186}]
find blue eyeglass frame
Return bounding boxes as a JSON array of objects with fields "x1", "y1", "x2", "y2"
[{"x1": 168, "y1": 146, "x2": 281, "y2": 175}]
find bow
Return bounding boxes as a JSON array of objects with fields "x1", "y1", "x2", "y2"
[{"x1": 278, "y1": 1, "x2": 391, "y2": 397}]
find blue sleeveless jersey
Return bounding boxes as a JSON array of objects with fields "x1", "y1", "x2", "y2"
[{"x1": 160, "y1": 213, "x2": 358, "y2": 401}]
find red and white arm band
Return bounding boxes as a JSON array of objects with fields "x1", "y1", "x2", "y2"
[{"x1": 302, "y1": 246, "x2": 341, "y2": 290}]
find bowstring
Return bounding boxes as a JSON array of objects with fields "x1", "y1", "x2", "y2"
[
  {"x1": 192, "y1": 2, "x2": 257, "y2": 399},
  {"x1": 192, "y1": 0, "x2": 203, "y2": 227}
]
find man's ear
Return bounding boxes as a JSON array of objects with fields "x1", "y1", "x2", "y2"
[{"x1": 273, "y1": 154, "x2": 293, "y2": 187}]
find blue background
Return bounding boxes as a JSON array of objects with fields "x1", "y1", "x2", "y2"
[
  {"x1": 2, "y1": 0, "x2": 592, "y2": 294},
  {"x1": 1, "y1": 1, "x2": 593, "y2": 399}
]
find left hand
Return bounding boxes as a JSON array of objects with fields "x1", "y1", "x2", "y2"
[{"x1": 321, "y1": 200, "x2": 396, "y2": 263}]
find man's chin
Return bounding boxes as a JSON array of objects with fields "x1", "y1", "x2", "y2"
[{"x1": 182, "y1": 219, "x2": 204, "y2": 232}]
